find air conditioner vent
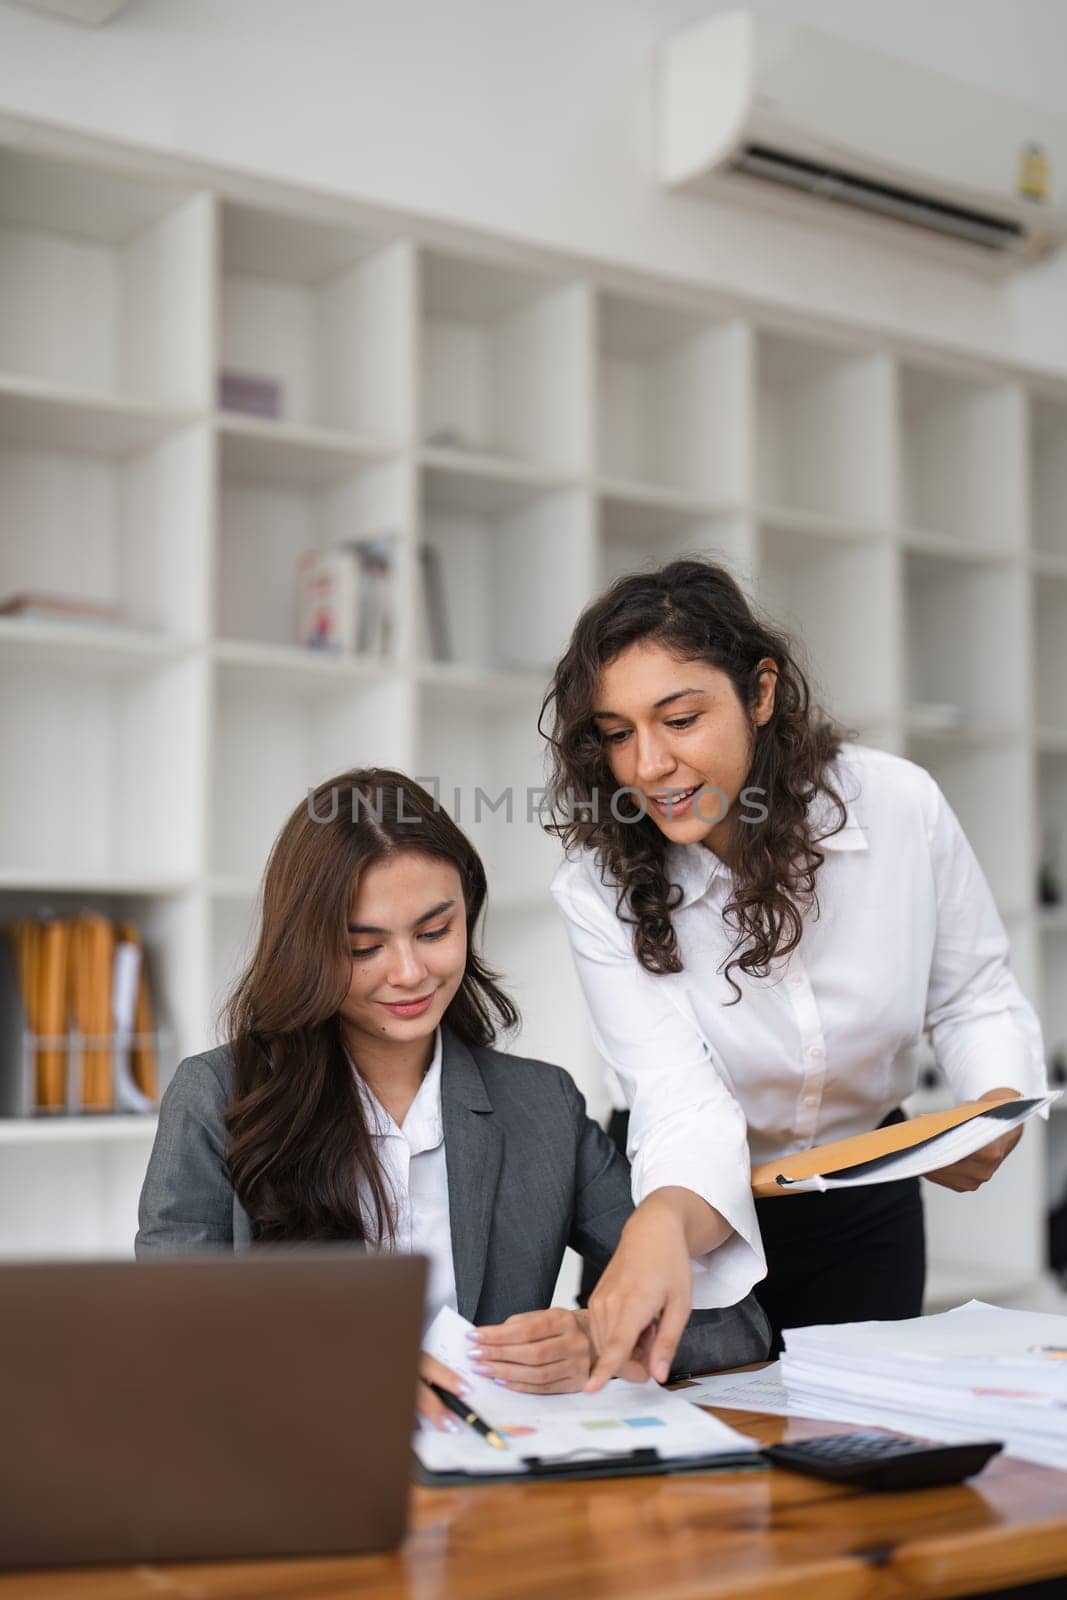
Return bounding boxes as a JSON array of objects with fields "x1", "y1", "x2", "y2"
[{"x1": 731, "y1": 144, "x2": 1026, "y2": 253}]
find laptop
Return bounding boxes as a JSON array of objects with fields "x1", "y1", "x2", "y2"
[{"x1": 0, "y1": 1251, "x2": 427, "y2": 1569}]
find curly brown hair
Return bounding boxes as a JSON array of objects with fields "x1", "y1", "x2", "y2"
[{"x1": 539, "y1": 558, "x2": 851, "y2": 1001}]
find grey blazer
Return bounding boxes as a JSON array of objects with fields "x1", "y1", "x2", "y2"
[{"x1": 135, "y1": 1024, "x2": 770, "y2": 1377}]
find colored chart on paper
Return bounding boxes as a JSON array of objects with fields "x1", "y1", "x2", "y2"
[{"x1": 505, "y1": 1417, "x2": 666, "y2": 1436}]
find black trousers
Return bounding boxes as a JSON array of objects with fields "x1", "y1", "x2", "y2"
[{"x1": 580, "y1": 1109, "x2": 926, "y2": 1358}]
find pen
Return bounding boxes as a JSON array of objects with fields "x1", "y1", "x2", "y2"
[{"x1": 422, "y1": 1378, "x2": 507, "y2": 1450}]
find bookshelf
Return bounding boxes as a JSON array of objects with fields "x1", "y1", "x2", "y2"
[{"x1": 1, "y1": 124, "x2": 1065, "y2": 1309}]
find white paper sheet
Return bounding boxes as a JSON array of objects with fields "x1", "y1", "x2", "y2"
[
  {"x1": 414, "y1": 1306, "x2": 759, "y2": 1476},
  {"x1": 676, "y1": 1362, "x2": 793, "y2": 1417}
]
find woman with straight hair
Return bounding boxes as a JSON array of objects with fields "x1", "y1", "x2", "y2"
[
  {"x1": 542, "y1": 558, "x2": 1046, "y2": 1383},
  {"x1": 136, "y1": 768, "x2": 769, "y2": 1426}
]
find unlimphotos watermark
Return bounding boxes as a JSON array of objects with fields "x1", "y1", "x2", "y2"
[{"x1": 307, "y1": 781, "x2": 769, "y2": 827}]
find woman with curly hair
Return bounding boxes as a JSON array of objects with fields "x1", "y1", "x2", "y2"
[{"x1": 542, "y1": 558, "x2": 1046, "y2": 1380}]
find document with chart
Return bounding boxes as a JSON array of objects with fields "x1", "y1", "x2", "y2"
[{"x1": 414, "y1": 1307, "x2": 760, "y2": 1481}]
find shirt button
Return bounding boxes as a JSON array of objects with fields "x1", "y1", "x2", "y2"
[
  {"x1": 807, "y1": 1045, "x2": 824, "y2": 1060},
  {"x1": 803, "y1": 1094, "x2": 819, "y2": 1108},
  {"x1": 788, "y1": 974, "x2": 802, "y2": 989}
]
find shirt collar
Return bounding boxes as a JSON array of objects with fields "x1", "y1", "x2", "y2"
[
  {"x1": 352, "y1": 1026, "x2": 444, "y2": 1154},
  {"x1": 667, "y1": 770, "x2": 868, "y2": 910}
]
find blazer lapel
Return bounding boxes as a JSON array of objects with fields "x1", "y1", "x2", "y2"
[{"x1": 441, "y1": 1024, "x2": 502, "y2": 1321}]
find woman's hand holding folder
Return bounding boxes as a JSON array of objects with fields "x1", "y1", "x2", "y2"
[{"x1": 925, "y1": 1086, "x2": 1023, "y2": 1191}]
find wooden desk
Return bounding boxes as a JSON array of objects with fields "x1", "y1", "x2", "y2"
[{"x1": 3, "y1": 1409, "x2": 1066, "y2": 1599}]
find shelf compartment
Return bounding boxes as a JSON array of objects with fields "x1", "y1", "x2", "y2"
[
  {"x1": 1030, "y1": 396, "x2": 1067, "y2": 560},
  {"x1": 481, "y1": 901, "x2": 599, "y2": 1102},
  {"x1": 0, "y1": 882, "x2": 205, "y2": 1079},
  {"x1": 210, "y1": 640, "x2": 396, "y2": 697},
  {"x1": 1034, "y1": 572, "x2": 1067, "y2": 738},
  {"x1": 0, "y1": 146, "x2": 211, "y2": 408},
  {"x1": 922, "y1": 1028, "x2": 1048, "y2": 1301},
  {"x1": 416, "y1": 684, "x2": 556, "y2": 911},
  {"x1": 420, "y1": 250, "x2": 589, "y2": 473},
  {"x1": 597, "y1": 295, "x2": 747, "y2": 500},
  {"x1": 216, "y1": 437, "x2": 410, "y2": 653},
  {"x1": 903, "y1": 715, "x2": 1022, "y2": 748},
  {"x1": 599, "y1": 494, "x2": 752, "y2": 589},
  {"x1": 0, "y1": 1115, "x2": 158, "y2": 1146},
  {"x1": 0, "y1": 655, "x2": 206, "y2": 885},
  {"x1": 898, "y1": 365, "x2": 1025, "y2": 551},
  {"x1": 903, "y1": 551, "x2": 1027, "y2": 731},
  {"x1": 413, "y1": 660, "x2": 550, "y2": 707},
  {"x1": 215, "y1": 413, "x2": 392, "y2": 486},
  {"x1": 1002, "y1": 911, "x2": 1041, "y2": 1012},
  {"x1": 1, "y1": 403, "x2": 212, "y2": 635},
  {"x1": 210, "y1": 663, "x2": 414, "y2": 884},
  {"x1": 1037, "y1": 749, "x2": 1067, "y2": 922},
  {"x1": 418, "y1": 465, "x2": 593, "y2": 675},
  {"x1": 0, "y1": 620, "x2": 190, "y2": 675},
  {"x1": 756, "y1": 334, "x2": 891, "y2": 523},
  {"x1": 209, "y1": 890, "x2": 259, "y2": 1040},
  {"x1": 0, "y1": 376, "x2": 198, "y2": 454},
  {"x1": 0, "y1": 870, "x2": 193, "y2": 896},
  {"x1": 903, "y1": 735, "x2": 1031, "y2": 919},
  {"x1": 220, "y1": 203, "x2": 410, "y2": 442},
  {"x1": 756, "y1": 518, "x2": 896, "y2": 729},
  {"x1": 0, "y1": 1132, "x2": 149, "y2": 1258}
]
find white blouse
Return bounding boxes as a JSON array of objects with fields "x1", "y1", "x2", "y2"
[
  {"x1": 352, "y1": 1026, "x2": 457, "y2": 1328},
  {"x1": 550, "y1": 743, "x2": 1047, "y2": 1307}
]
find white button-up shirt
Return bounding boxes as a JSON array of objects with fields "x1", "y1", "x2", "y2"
[
  {"x1": 352, "y1": 1026, "x2": 457, "y2": 1326},
  {"x1": 550, "y1": 743, "x2": 1047, "y2": 1307}
]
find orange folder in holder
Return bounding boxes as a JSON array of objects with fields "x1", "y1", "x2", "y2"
[
  {"x1": 750, "y1": 1092, "x2": 1041, "y2": 1199},
  {"x1": 10, "y1": 918, "x2": 69, "y2": 1109},
  {"x1": 69, "y1": 913, "x2": 115, "y2": 1111}
]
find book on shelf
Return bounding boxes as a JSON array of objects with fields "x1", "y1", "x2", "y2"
[
  {"x1": 218, "y1": 369, "x2": 283, "y2": 419},
  {"x1": 418, "y1": 543, "x2": 451, "y2": 661},
  {"x1": 1, "y1": 915, "x2": 161, "y2": 1117},
  {"x1": 351, "y1": 536, "x2": 394, "y2": 656},
  {"x1": 295, "y1": 536, "x2": 396, "y2": 658},
  {"x1": 295, "y1": 548, "x2": 357, "y2": 653}
]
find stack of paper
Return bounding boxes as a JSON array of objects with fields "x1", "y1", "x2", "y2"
[{"x1": 781, "y1": 1301, "x2": 1067, "y2": 1469}]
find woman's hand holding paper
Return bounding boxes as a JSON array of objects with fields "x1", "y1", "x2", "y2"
[
  {"x1": 469, "y1": 1307, "x2": 645, "y2": 1393},
  {"x1": 925, "y1": 1087, "x2": 1024, "y2": 1192}
]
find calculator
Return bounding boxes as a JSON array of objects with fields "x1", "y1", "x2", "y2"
[{"x1": 763, "y1": 1430, "x2": 1003, "y2": 1491}]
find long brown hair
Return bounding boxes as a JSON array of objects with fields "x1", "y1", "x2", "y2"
[
  {"x1": 223, "y1": 768, "x2": 518, "y2": 1242},
  {"x1": 540, "y1": 558, "x2": 850, "y2": 1000}
]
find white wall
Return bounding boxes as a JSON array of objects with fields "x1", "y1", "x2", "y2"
[{"x1": 0, "y1": 0, "x2": 1065, "y2": 373}]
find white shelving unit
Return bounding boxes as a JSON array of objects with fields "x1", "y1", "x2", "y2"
[{"x1": 2, "y1": 126, "x2": 1065, "y2": 1309}]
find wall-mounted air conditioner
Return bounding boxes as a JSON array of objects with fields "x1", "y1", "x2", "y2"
[{"x1": 659, "y1": 10, "x2": 1067, "y2": 273}]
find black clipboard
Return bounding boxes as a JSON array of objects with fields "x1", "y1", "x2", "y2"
[{"x1": 413, "y1": 1444, "x2": 767, "y2": 1487}]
